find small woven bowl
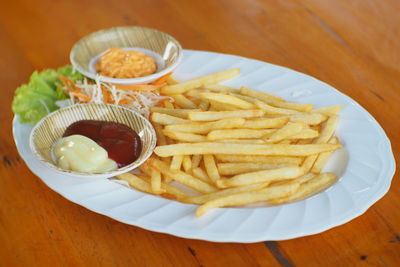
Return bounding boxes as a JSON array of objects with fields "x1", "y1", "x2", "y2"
[
  {"x1": 29, "y1": 103, "x2": 156, "y2": 179},
  {"x1": 70, "y1": 26, "x2": 182, "y2": 85}
]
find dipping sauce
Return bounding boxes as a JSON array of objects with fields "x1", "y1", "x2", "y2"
[
  {"x1": 64, "y1": 120, "x2": 142, "y2": 168},
  {"x1": 54, "y1": 135, "x2": 118, "y2": 173},
  {"x1": 95, "y1": 47, "x2": 157, "y2": 78}
]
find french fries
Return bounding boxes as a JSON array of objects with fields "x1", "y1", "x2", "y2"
[
  {"x1": 170, "y1": 94, "x2": 197, "y2": 109},
  {"x1": 188, "y1": 110, "x2": 265, "y2": 121},
  {"x1": 151, "y1": 113, "x2": 190, "y2": 125},
  {"x1": 154, "y1": 143, "x2": 341, "y2": 157},
  {"x1": 164, "y1": 118, "x2": 245, "y2": 134},
  {"x1": 208, "y1": 129, "x2": 275, "y2": 140},
  {"x1": 150, "y1": 107, "x2": 201, "y2": 119},
  {"x1": 240, "y1": 87, "x2": 312, "y2": 112},
  {"x1": 151, "y1": 169, "x2": 162, "y2": 194},
  {"x1": 170, "y1": 155, "x2": 184, "y2": 171},
  {"x1": 264, "y1": 122, "x2": 305, "y2": 143},
  {"x1": 215, "y1": 154, "x2": 303, "y2": 165},
  {"x1": 216, "y1": 166, "x2": 304, "y2": 188},
  {"x1": 116, "y1": 68, "x2": 343, "y2": 217},
  {"x1": 199, "y1": 92, "x2": 254, "y2": 109},
  {"x1": 161, "y1": 68, "x2": 240, "y2": 94},
  {"x1": 196, "y1": 182, "x2": 300, "y2": 216},
  {"x1": 203, "y1": 155, "x2": 220, "y2": 183},
  {"x1": 184, "y1": 183, "x2": 268, "y2": 205},
  {"x1": 203, "y1": 84, "x2": 240, "y2": 93},
  {"x1": 217, "y1": 162, "x2": 293, "y2": 176},
  {"x1": 312, "y1": 105, "x2": 343, "y2": 116},
  {"x1": 150, "y1": 158, "x2": 216, "y2": 193},
  {"x1": 289, "y1": 113, "x2": 327, "y2": 125},
  {"x1": 117, "y1": 173, "x2": 154, "y2": 194},
  {"x1": 242, "y1": 117, "x2": 289, "y2": 129},
  {"x1": 270, "y1": 173, "x2": 337, "y2": 204},
  {"x1": 163, "y1": 130, "x2": 207, "y2": 142}
]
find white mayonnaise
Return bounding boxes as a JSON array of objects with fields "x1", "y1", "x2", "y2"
[{"x1": 53, "y1": 135, "x2": 118, "y2": 173}]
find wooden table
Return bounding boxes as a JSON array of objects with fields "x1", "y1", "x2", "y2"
[{"x1": 1, "y1": 0, "x2": 399, "y2": 266}]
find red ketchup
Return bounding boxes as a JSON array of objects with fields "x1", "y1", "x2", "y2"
[{"x1": 63, "y1": 120, "x2": 142, "y2": 168}]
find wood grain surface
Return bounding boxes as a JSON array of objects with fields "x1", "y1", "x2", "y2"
[{"x1": 1, "y1": 0, "x2": 399, "y2": 266}]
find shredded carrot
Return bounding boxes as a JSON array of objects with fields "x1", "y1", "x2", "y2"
[
  {"x1": 70, "y1": 91, "x2": 91, "y2": 101},
  {"x1": 101, "y1": 85, "x2": 109, "y2": 103},
  {"x1": 59, "y1": 75, "x2": 79, "y2": 93},
  {"x1": 152, "y1": 72, "x2": 172, "y2": 85},
  {"x1": 119, "y1": 98, "x2": 134, "y2": 105}
]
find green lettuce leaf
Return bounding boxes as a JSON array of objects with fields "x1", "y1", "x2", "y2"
[{"x1": 12, "y1": 65, "x2": 84, "y2": 124}]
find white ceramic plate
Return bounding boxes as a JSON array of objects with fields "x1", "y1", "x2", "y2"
[{"x1": 13, "y1": 50, "x2": 395, "y2": 243}]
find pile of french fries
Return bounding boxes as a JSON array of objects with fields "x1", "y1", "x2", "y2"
[{"x1": 116, "y1": 68, "x2": 343, "y2": 216}]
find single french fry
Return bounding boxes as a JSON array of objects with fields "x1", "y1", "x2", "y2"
[
  {"x1": 182, "y1": 155, "x2": 192, "y2": 172},
  {"x1": 208, "y1": 100, "x2": 239, "y2": 111},
  {"x1": 151, "y1": 169, "x2": 162, "y2": 194},
  {"x1": 316, "y1": 115, "x2": 339, "y2": 144},
  {"x1": 117, "y1": 173, "x2": 155, "y2": 194},
  {"x1": 162, "y1": 68, "x2": 240, "y2": 95},
  {"x1": 170, "y1": 154, "x2": 184, "y2": 171},
  {"x1": 196, "y1": 182, "x2": 299, "y2": 216},
  {"x1": 217, "y1": 162, "x2": 293, "y2": 176},
  {"x1": 185, "y1": 88, "x2": 210, "y2": 99},
  {"x1": 164, "y1": 117, "x2": 245, "y2": 134},
  {"x1": 154, "y1": 143, "x2": 342, "y2": 157},
  {"x1": 271, "y1": 172, "x2": 337, "y2": 204},
  {"x1": 240, "y1": 87, "x2": 313, "y2": 112},
  {"x1": 265, "y1": 122, "x2": 305, "y2": 143},
  {"x1": 162, "y1": 182, "x2": 188, "y2": 199},
  {"x1": 311, "y1": 137, "x2": 339, "y2": 173},
  {"x1": 296, "y1": 139, "x2": 313, "y2": 144},
  {"x1": 301, "y1": 115, "x2": 340, "y2": 173},
  {"x1": 192, "y1": 154, "x2": 202, "y2": 168},
  {"x1": 163, "y1": 100, "x2": 175, "y2": 109},
  {"x1": 166, "y1": 76, "x2": 180, "y2": 85},
  {"x1": 243, "y1": 117, "x2": 289, "y2": 129},
  {"x1": 171, "y1": 94, "x2": 197, "y2": 109},
  {"x1": 203, "y1": 84, "x2": 240, "y2": 93},
  {"x1": 184, "y1": 183, "x2": 267, "y2": 204},
  {"x1": 153, "y1": 123, "x2": 167, "y2": 146},
  {"x1": 151, "y1": 112, "x2": 190, "y2": 125},
  {"x1": 140, "y1": 174, "x2": 188, "y2": 200},
  {"x1": 149, "y1": 158, "x2": 216, "y2": 193},
  {"x1": 312, "y1": 105, "x2": 343, "y2": 116},
  {"x1": 254, "y1": 100, "x2": 300, "y2": 115},
  {"x1": 163, "y1": 129, "x2": 207, "y2": 142},
  {"x1": 289, "y1": 129, "x2": 319, "y2": 139},
  {"x1": 216, "y1": 139, "x2": 266, "y2": 144},
  {"x1": 203, "y1": 155, "x2": 220, "y2": 184},
  {"x1": 199, "y1": 92, "x2": 255, "y2": 109},
  {"x1": 215, "y1": 154, "x2": 303, "y2": 165},
  {"x1": 139, "y1": 161, "x2": 154, "y2": 175},
  {"x1": 290, "y1": 173, "x2": 316, "y2": 184},
  {"x1": 150, "y1": 107, "x2": 201, "y2": 119},
  {"x1": 216, "y1": 166, "x2": 303, "y2": 188},
  {"x1": 208, "y1": 129, "x2": 275, "y2": 140},
  {"x1": 290, "y1": 113, "x2": 327, "y2": 125},
  {"x1": 192, "y1": 167, "x2": 211, "y2": 184},
  {"x1": 198, "y1": 99, "x2": 210, "y2": 111},
  {"x1": 188, "y1": 110, "x2": 265, "y2": 121},
  {"x1": 239, "y1": 86, "x2": 284, "y2": 102}
]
